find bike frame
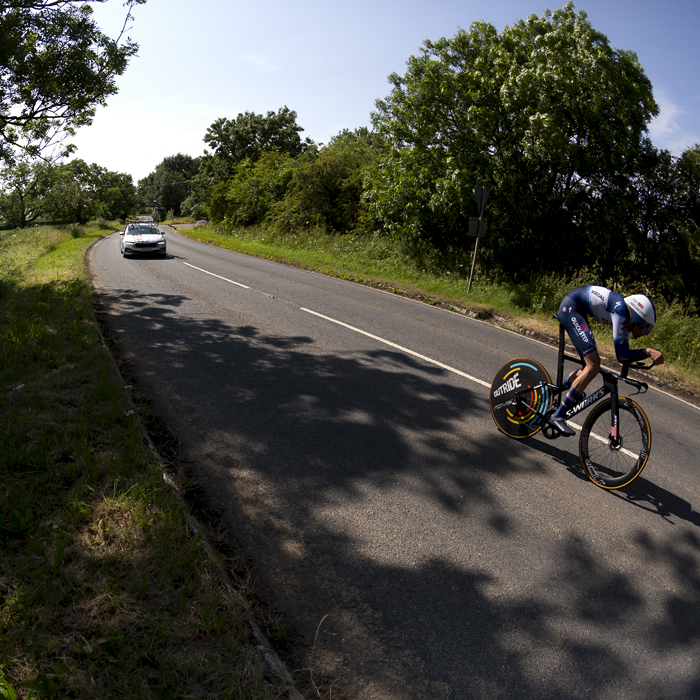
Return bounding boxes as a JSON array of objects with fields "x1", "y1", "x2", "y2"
[{"x1": 511, "y1": 323, "x2": 647, "y2": 434}]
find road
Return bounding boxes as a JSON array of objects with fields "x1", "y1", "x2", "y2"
[{"x1": 88, "y1": 228, "x2": 700, "y2": 700}]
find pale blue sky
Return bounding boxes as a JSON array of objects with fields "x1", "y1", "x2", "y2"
[{"x1": 71, "y1": 0, "x2": 700, "y2": 182}]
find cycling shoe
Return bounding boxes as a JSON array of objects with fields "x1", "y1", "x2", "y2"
[{"x1": 548, "y1": 415, "x2": 575, "y2": 436}]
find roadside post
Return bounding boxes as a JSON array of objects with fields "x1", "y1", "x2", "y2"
[{"x1": 467, "y1": 185, "x2": 491, "y2": 292}]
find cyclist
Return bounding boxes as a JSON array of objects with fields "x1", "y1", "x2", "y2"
[{"x1": 549, "y1": 285, "x2": 664, "y2": 435}]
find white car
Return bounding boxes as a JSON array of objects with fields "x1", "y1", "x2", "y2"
[{"x1": 120, "y1": 223, "x2": 166, "y2": 258}]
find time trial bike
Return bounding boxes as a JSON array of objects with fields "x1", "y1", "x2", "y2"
[{"x1": 489, "y1": 322, "x2": 655, "y2": 490}]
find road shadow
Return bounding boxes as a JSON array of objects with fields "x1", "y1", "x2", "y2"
[
  {"x1": 94, "y1": 284, "x2": 700, "y2": 700},
  {"x1": 519, "y1": 429, "x2": 700, "y2": 530}
]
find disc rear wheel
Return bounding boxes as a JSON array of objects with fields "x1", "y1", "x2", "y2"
[{"x1": 490, "y1": 358, "x2": 553, "y2": 439}]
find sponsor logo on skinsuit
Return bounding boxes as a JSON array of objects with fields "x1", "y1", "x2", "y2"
[{"x1": 571, "y1": 316, "x2": 588, "y2": 343}]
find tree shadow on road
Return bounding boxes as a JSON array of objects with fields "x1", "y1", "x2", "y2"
[{"x1": 95, "y1": 285, "x2": 700, "y2": 700}]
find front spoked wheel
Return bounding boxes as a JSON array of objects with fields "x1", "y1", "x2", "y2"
[
  {"x1": 490, "y1": 358, "x2": 553, "y2": 439},
  {"x1": 579, "y1": 397, "x2": 651, "y2": 489}
]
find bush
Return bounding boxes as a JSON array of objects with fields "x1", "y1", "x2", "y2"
[
  {"x1": 651, "y1": 300, "x2": 700, "y2": 370},
  {"x1": 269, "y1": 130, "x2": 375, "y2": 234},
  {"x1": 208, "y1": 152, "x2": 294, "y2": 226}
]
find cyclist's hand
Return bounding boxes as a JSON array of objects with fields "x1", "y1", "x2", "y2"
[{"x1": 647, "y1": 348, "x2": 664, "y2": 365}]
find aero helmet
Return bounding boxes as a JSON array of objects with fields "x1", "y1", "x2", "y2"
[{"x1": 624, "y1": 294, "x2": 656, "y2": 336}]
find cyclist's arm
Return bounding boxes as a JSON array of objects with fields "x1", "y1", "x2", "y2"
[{"x1": 612, "y1": 314, "x2": 648, "y2": 364}]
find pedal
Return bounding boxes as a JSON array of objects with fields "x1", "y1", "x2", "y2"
[{"x1": 541, "y1": 422, "x2": 559, "y2": 440}]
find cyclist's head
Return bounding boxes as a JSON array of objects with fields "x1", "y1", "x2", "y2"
[{"x1": 624, "y1": 294, "x2": 656, "y2": 336}]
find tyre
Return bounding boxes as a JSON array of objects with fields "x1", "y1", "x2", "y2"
[
  {"x1": 579, "y1": 397, "x2": 651, "y2": 489},
  {"x1": 490, "y1": 358, "x2": 553, "y2": 439}
]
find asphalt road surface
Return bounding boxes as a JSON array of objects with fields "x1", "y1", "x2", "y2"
[{"x1": 88, "y1": 228, "x2": 700, "y2": 700}]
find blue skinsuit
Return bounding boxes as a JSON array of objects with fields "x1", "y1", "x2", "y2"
[{"x1": 557, "y1": 285, "x2": 647, "y2": 364}]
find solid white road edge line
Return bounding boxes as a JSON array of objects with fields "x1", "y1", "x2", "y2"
[
  {"x1": 301, "y1": 307, "x2": 491, "y2": 389},
  {"x1": 183, "y1": 262, "x2": 250, "y2": 289},
  {"x1": 299, "y1": 307, "x2": 617, "y2": 443}
]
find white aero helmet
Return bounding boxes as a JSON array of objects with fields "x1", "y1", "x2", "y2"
[{"x1": 624, "y1": 294, "x2": 656, "y2": 336}]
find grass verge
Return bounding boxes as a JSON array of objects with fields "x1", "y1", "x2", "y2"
[
  {"x1": 0, "y1": 223, "x2": 296, "y2": 699},
  {"x1": 174, "y1": 222, "x2": 700, "y2": 401}
]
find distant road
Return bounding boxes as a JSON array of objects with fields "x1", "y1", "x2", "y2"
[{"x1": 89, "y1": 229, "x2": 700, "y2": 700}]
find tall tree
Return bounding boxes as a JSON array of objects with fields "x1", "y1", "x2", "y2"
[
  {"x1": 0, "y1": 158, "x2": 53, "y2": 227},
  {"x1": 366, "y1": 2, "x2": 658, "y2": 279},
  {"x1": 203, "y1": 107, "x2": 313, "y2": 176},
  {"x1": 41, "y1": 159, "x2": 99, "y2": 223},
  {"x1": 630, "y1": 144, "x2": 700, "y2": 303},
  {"x1": 94, "y1": 169, "x2": 138, "y2": 221},
  {"x1": 270, "y1": 128, "x2": 378, "y2": 234},
  {"x1": 207, "y1": 151, "x2": 294, "y2": 226},
  {"x1": 194, "y1": 107, "x2": 313, "y2": 218},
  {"x1": 137, "y1": 153, "x2": 201, "y2": 217},
  {"x1": 0, "y1": 0, "x2": 146, "y2": 163}
]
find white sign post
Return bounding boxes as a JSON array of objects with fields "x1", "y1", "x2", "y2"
[{"x1": 468, "y1": 186, "x2": 491, "y2": 292}]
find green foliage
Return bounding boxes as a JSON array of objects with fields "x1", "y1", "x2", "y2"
[
  {"x1": 650, "y1": 300, "x2": 700, "y2": 371},
  {"x1": 0, "y1": 666, "x2": 18, "y2": 700},
  {"x1": 42, "y1": 160, "x2": 95, "y2": 223},
  {"x1": 204, "y1": 106, "x2": 314, "y2": 175},
  {"x1": 94, "y1": 169, "x2": 138, "y2": 221},
  {"x1": 39, "y1": 159, "x2": 137, "y2": 224},
  {"x1": 208, "y1": 151, "x2": 294, "y2": 225},
  {"x1": 0, "y1": 157, "x2": 137, "y2": 228},
  {"x1": 186, "y1": 107, "x2": 313, "y2": 221},
  {"x1": 137, "y1": 153, "x2": 201, "y2": 218},
  {"x1": 366, "y1": 2, "x2": 658, "y2": 281},
  {"x1": 0, "y1": 159, "x2": 53, "y2": 228},
  {"x1": 268, "y1": 128, "x2": 378, "y2": 234},
  {"x1": 0, "y1": 0, "x2": 146, "y2": 162}
]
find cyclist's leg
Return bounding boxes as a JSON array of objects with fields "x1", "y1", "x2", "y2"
[
  {"x1": 572, "y1": 350, "x2": 600, "y2": 395},
  {"x1": 558, "y1": 297, "x2": 598, "y2": 363},
  {"x1": 562, "y1": 370, "x2": 577, "y2": 390},
  {"x1": 552, "y1": 300, "x2": 599, "y2": 434}
]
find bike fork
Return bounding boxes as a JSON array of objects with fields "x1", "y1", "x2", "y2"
[{"x1": 607, "y1": 383, "x2": 621, "y2": 449}]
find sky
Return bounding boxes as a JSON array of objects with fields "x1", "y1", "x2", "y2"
[{"x1": 70, "y1": 0, "x2": 700, "y2": 183}]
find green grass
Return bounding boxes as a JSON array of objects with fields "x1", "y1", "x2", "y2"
[
  {"x1": 0, "y1": 224, "x2": 294, "y2": 699},
  {"x1": 177, "y1": 222, "x2": 700, "y2": 397}
]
